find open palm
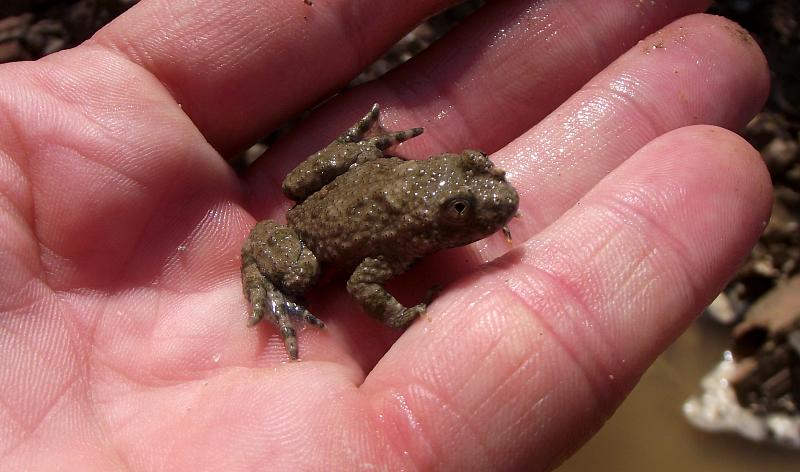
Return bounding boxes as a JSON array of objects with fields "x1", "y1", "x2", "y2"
[{"x1": 0, "y1": 1, "x2": 772, "y2": 469}]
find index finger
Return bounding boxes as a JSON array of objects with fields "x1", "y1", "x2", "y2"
[{"x1": 92, "y1": 0, "x2": 453, "y2": 155}]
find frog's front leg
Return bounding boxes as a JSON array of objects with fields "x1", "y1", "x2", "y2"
[
  {"x1": 241, "y1": 220, "x2": 324, "y2": 360},
  {"x1": 346, "y1": 256, "x2": 427, "y2": 329},
  {"x1": 282, "y1": 104, "x2": 424, "y2": 202}
]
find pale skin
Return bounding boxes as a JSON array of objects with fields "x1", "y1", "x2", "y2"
[{"x1": 0, "y1": 0, "x2": 772, "y2": 470}]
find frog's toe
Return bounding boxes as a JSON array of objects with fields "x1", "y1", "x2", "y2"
[
  {"x1": 285, "y1": 300, "x2": 326, "y2": 328},
  {"x1": 247, "y1": 310, "x2": 263, "y2": 326},
  {"x1": 263, "y1": 293, "x2": 324, "y2": 360},
  {"x1": 340, "y1": 103, "x2": 381, "y2": 143},
  {"x1": 370, "y1": 127, "x2": 424, "y2": 151},
  {"x1": 303, "y1": 312, "x2": 326, "y2": 328},
  {"x1": 280, "y1": 325, "x2": 299, "y2": 360},
  {"x1": 272, "y1": 301, "x2": 326, "y2": 360},
  {"x1": 265, "y1": 296, "x2": 302, "y2": 360},
  {"x1": 385, "y1": 303, "x2": 427, "y2": 329},
  {"x1": 242, "y1": 261, "x2": 269, "y2": 325}
]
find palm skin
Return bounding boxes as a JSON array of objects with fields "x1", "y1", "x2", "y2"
[{"x1": 0, "y1": 0, "x2": 773, "y2": 470}]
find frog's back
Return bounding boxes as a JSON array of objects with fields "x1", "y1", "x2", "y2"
[{"x1": 286, "y1": 157, "x2": 420, "y2": 266}]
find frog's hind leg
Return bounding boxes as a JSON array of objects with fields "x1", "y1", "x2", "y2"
[
  {"x1": 338, "y1": 104, "x2": 424, "y2": 149},
  {"x1": 241, "y1": 220, "x2": 323, "y2": 360},
  {"x1": 283, "y1": 105, "x2": 425, "y2": 201}
]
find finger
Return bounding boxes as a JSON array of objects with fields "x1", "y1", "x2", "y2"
[
  {"x1": 506, "y1": 13, "x2": 769, "y2": 236},
  {"x1": 245, "y1": 0, "x2": 711, "y2": 207},
  {"x1": 361, "y1": 126, "x2": 771, "y2": 471},
  {"x1": 92, "y1": 0, "x2": 454, "y2": 155}
]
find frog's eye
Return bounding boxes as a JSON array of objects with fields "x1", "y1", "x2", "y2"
[{"x1": 444, "y1": 197, "x2": 473, "y2": 222}]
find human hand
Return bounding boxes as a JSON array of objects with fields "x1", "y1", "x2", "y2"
[{"x1": 0, "y1": 0, "x2": 771, "y2": 469}]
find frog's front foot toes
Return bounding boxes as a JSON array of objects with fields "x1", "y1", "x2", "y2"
[{"x1": 386, "y1": 303, "x2": 427, "y2": 329}]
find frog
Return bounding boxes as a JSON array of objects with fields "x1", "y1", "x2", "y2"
[{"x1": 241, "y1": 104, "x2": 519, "y2": 360}]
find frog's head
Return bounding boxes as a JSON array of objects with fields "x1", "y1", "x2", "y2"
[{"x1": 434, "y1": 150, "x2": 519, "y2": 248}]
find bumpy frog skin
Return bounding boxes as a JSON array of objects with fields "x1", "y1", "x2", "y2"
[{"x1": 241, "y1": 104, "x2": 519, "y2": 359}]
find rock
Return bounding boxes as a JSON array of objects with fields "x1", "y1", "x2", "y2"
[{"x1": 730, "y1": 275, "x2": 800, "y2": 415}]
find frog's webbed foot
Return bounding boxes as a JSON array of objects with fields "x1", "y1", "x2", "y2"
[
  {"x1": 242, "y1": 261, "x2": 324, "y2": 360},
  {"x1": 346, "y1": 256, "x2": 428, "y2": 329},
  {"x1": 241, "y1": 220, "x2": 322, "y2": 360}
]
